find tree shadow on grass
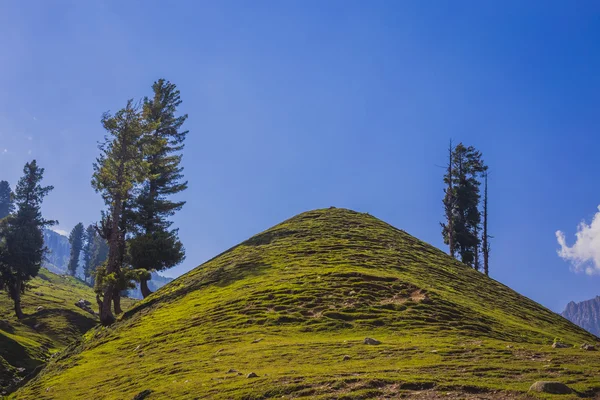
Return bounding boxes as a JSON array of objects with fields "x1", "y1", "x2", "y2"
[
  {"x1": 22, "y1": 308, "x2": 97, "y2": 344},
  {"x1": 0, "y1": 332, "x2": 41, "y2": 371}
]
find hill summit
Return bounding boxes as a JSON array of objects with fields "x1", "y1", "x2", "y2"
[{"x1": 15, "y1": 208, "x2": 600, "y2": 399}]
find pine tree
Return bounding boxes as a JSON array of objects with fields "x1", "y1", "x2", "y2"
[
  {"x1": 129, "y1": 79, "x2": 187, "y2": 298},
  {"x1": 0, "y1": 181, "x2": 13, "y2": 220},
  {"x1": 441, "y1": 140, "x2": 455, "y2": 258},
  {"x1": 90, "y1": 234, "x2": 108, "y2": 286},
  {"x1": 82, "y1": 224, "x2": 96, "y2": 283},
  {"x1": 482, "y1": 171, "x2": 490, "y2": 276},
  {"x1": 0, "y1": 161, "x2": 55, "y2": 318},
  {"x1": 441, "y1": 143, "x2": 486, "y2": 268},
  {"x1": 82, "y1": 223, "x2": 109, "y2": 286},
  {"x1": 92, "y1": 100, "x2": 149, "y2": 325},
  {"x1": 67, "y1": 223, "x2": 85, "y2": 276}
]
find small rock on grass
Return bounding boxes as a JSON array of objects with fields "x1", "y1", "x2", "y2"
[
  {"x1": 247, "y1": 372, "x2": 258, "y2": 378},
  {"x1": 227, "y1": 368, "x2": 237, "y2": 373},
  {"x1": 342, "y1": 355, "x2": 351, "y2": 361},
  {"x1": 581, "y1": 343, "x2": 596, "y2": 351},
  {"x1": 529, "y1": 381, "x2": 572, "y2": 395},
  {"x1": 251, "y1": 338, "x2": 263, "y2": 344},
  {"x1": 552, "y1": 342, "x2": 569, "y2": 349},
  {"x1": 133, "y1": 389, "x2": 153, "y2": 400},
  {"x1": 364, "y1": 337, "x2": 381, "y2": 345}
]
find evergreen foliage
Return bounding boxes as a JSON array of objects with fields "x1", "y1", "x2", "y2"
[
  {"x1": 0, "y1": 161, "x2": 55, "y2": 319},
  {"x1": 441, "y1": 143, "x2": 487, "y2": 269},
  {"x1": 82, "y1": 224, "x2": 95, "y2": 283},
  {"x1": 90, "y1": 233, "x2": 109, "y2": 286},
  {"x1": 129, "y1": 79, "x2": 187, "y2": 298},
  {"x1": 67, "y1": 223, "x2": 84, "y2": 276},
  {"x1": 92, "y1": 100, "x2": 150, "y2": 325},
  {"x1": 0, "y1": 181, "x2": 13, "y2": 220},
  {"x1": 81, "y1": 224, "x2": 108, "y2": 285}
]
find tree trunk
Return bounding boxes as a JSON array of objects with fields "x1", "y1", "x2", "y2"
[
  {"x1": 113, "y1": 288, "x2": 123, "y2": 315},
  {"x1": 10, "y1": 280, "x2": 24, "y2": 319},
  {"x1": 99, "y1": 287, "x2": 115, "y2": 325},
  {"x1": 99, "y1": 196, "x2": 123, "y2": 325},
  {"x1": 483, "y1": 172, "x2": 490, "y2": 276},
  {"x1": 474, "y1": 226, "x2": 480, "y2": 271},
  {"x1": 140, "y1": 275, "x2": 153, "y2": 298},
  {"x1": 447, "y1": 140, "x2": 455, "y2": 258}
]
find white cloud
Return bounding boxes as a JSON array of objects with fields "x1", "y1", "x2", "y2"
[
  {"x1": 1, "y1": 148, "x2": 7, "y2": 154},
  {"x1": 556, "y1": 205, "x2": 600, "y2": 275},
  {"x1": 52, "y1": 228, "x2": 69, "y2": 237}
]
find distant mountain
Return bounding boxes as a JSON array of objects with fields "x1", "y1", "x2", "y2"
[
  {"x1": 42, "y1": 229, "x2": 70, "y2": 274},
  {"x1": 562, "y1": 296, "x2": 600, "y2": 336},
  {"x1": 127, "y1": 272, "x2": 174, "y2": 299}
]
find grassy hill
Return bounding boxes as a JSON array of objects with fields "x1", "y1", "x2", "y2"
[
  {"x1": 0, "y1": 269, "x2": 97, "y2": 394},
  {"x1": 13, "y1": 208, "x2": 600, "y2": 399}
]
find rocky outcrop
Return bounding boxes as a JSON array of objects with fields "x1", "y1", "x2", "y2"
[
  {"x1": 74, "y1": 299, "x2": 96, "y2": 316},
  {"x1": 561, "y1": 296, "x2": 600, "y2": 336},
  {"x1": 529, "y1": 381, "x2": 572, "y2": 394}
]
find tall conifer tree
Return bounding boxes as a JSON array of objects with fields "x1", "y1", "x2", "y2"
[
  {"x1": 82, "y1": 224, "x2": 108, "y2": 286},
  {"x1": 441, "y1": 143, "x2": 486, "y2": 268},
  {"x1": 67, "y1": 223, "x2": 85, "y2": 276},
  {"x1": 442, "y1": 140, "x2": 455, "y2": 258},
  {"x1": 90, "y1": 234, "x2": 109, "y2": 286},
  {"x1": 0, "y1": 161, "x2": 55, "y2": 318},
  {"x1": 0, "y1": 181, "x2": 13, "y2": 220},
  {"x1": 129, "y1": 79, "x2": 187, "y2": 298},
  {"x1": 82, "y1": 224, "x2": 96, "y2": 283},
  {"x1": 92, "y1": 100, "x2": 149, "y2": 325}
]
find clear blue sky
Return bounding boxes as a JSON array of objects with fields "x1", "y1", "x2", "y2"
[{"x1": 1, "y1": 1, "x2": 599, "y2": 312}]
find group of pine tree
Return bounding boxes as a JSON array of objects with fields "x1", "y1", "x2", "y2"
[
  {"x1": 66, "y1": 222, "x2": 108, "y2": 285},
  {"x1": 441, "y1": 141, "x2": 491, "y2": 275},
  {"x1": 0, "y1": 163, "x2": 55, "y2": 318},
  {"x1": 0, "y1": 79, "x2": 188, "y2": 324},
  {"x1": 92, "y1": 78, "x2": 188, "y2": 324}
]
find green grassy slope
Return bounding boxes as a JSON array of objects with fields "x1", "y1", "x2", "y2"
[
  {"x1": 0, "y1": 269, "x2": 99, "y2": 394},
  {"x1": 14, "y1": 209, "x2": 600, "y2": 399}
]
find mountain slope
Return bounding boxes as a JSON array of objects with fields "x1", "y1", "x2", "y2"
[
  {"x1": 14, "y1": 208, "x2": 600, "y2": 399},
  {"x1": 562, "y1": 296, "x2": 600, "y2": 336},
  {"x1": 42, "y1": 230, "x2": 70, "y2": 274},
  {"x1": 0, "y1": 269, "x2": 97, "y2": 394}
]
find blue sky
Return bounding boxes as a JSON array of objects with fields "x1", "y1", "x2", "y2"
[{"x1": 1, "y1": 1, "x2": 599, "y2": 312}]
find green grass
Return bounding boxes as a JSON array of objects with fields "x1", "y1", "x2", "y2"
[
  {"x1": 12, "y1": 208, "x2": 600, "y2": 399},
  {"x1": 0, "y1": 269, "x2": 134, "y2": 395}
]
